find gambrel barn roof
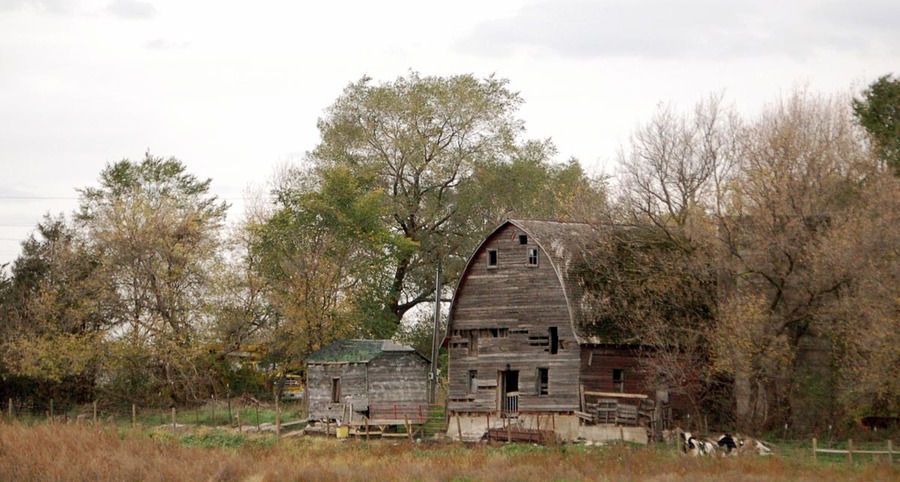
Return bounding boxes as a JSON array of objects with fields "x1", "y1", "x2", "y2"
[
  {"x1": 307, "y1": 339, "x2": 429, "y2": 364},
  {"x1": 449, "y1": 219, "x2": 619, "y2": 345}
]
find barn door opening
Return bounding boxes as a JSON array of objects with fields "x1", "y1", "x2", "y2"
[{"x1": 500, "y1": 369, "x2": 519, "y2": 416}]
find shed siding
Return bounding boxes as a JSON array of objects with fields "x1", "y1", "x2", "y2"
[
  {"x1": 307, "y1": 362, "x2": 368, "y2": 420},
  {"x1": 448, "y1": 223, "x2": 580, "y2": 413},
  {"x1": 367, "y1": 353, "x2": 429, "y2": 405}
]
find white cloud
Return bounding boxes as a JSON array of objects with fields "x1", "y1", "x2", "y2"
[
  {"x1": 458, "y1": 0, "x2": 900, "y2": 59},
  {"x1": 106, "y1": 0, "x2": 156, "y2": 19},
  {"x1": 0, "y1": 0, "x2": 71, "y2": 14},
  {"x1": 144, "y1": 37, "x2": 188, "y2": 50}
]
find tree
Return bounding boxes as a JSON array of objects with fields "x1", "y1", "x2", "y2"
[
  {"x1": 617, "y1": 93, "x2": 738, "y2": 243},
  {"x1": 249, "y1": 164, "x2": 407, "y2": 368},
  {"x1": 853, "y1": 74, "x2": 900, "y2": 176},
  {"x1": 0, "y1": 215, "x2": 110, "y2": 405},
  {"x1": 603, "y1": 95, "x2": 737, "y2": 419},
  {"x1": 274, "y1": 72, "x2": 604, "y2": 336},
  {"x1": 717, "y1": 89, "x2": 882, "y2": 430},
  {"x1": 77, "y1": 153, "x2": 228, "y2": 404},
  {"x1": 309, "y1": 72, "x2": 523, "y2": 325}
]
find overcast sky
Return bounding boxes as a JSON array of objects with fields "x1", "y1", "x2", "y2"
[{"x1": 1, "y1": 0, "x2": 898, "y2": 267}]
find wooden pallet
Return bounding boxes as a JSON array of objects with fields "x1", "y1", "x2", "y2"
[
  {"x1": 595, "y1": 399, "x2": 618, "y2": 424},
  {"x1": 616, "y1": 404, "x2": 638, "y2": 425},
  {"x1": 486, "y1": 427, "x2": 555, "y2": 444}
]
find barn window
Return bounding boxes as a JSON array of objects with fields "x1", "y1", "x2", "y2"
[
  {"x1": 549, "y1": 327, "x2": 559, "y2": 355},
  {"x1": 518, "y1": 234, "x2": 528, "y2": 244},
  {"x1": 527, "y1": 247, "x2": 538, "y2": 266},
  {"x1": 613, "y1": 369, "x2": 625, "y2": 393},
  {"x1": 536, "y1": 368, "x2": 549, "y2": 396},
  {"x1": 487, "y1": 249, "x2": 498, "y2": 268},
  {"x1": 468, "y1": 370, "x2": 477, "y2": 393},
  {"x1": 489, "y1": 328, "x2": 508, "y2": 338},
  {"x1": 331, "y1": 378, "x2": 341, "y2": 403}
]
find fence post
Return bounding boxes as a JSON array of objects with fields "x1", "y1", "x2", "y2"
[
  {"x1": 212, "y1": 396, "x2": 217, "y2": 426},
  {"x1": 93, "y1": 400, "x2": 98, "y2": 426},
  {"x1": 227, "y1": 385, "x2": 232, "y2": 426},
  {"x1": 848, "y1": 439, "x2": 853, "y2": 464},
  {"x1": 237, "y1": 412, "x2": 242, "y2": 433},
  {"x1": 812, "y1": 438, "x2": 817, "y2": 463},
  {"x1": 172, "y1": 407, "x2": 177, "y2": 434},
  {"x1": 132, "y1": 404, "x2": 136, "y2": 429},
  {"x1": 275, "y1": 391, "x2": 282, "y2": 438},
  {"x1": 255, "y1": 402, "x2": 260, "y2": 431},
  {"x1": 8, "y1": 398, "x2": 12, "y2": 420},
  {"x1": 405, "y1": 414, "x2": 412, "y2": 443},
  {"x1": 888, "y1": 440, "x2": 893, "y2": 464},
  {"x1": 50, "y1": 399, "x2": 54, "y2": 421},
  {"x1": 620, "y1": 426, "x2": 625, "y2": 443}
]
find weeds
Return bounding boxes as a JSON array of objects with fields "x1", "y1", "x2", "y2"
[{"x1": 0, "y1": 421, "x2": 896, "y2": 481}]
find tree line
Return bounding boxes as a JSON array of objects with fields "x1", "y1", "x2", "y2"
[{"x1": 0, "y1": 72, "x2": 896, "y2": 434}]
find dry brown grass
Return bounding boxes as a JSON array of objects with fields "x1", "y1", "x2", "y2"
[{"x1": 0, "y1": 422, "x2": 896, "y2": 481}]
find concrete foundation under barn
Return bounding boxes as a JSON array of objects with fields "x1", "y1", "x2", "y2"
[{"x1": 446, "y1": 414, "x2": 648, "y2": 444}]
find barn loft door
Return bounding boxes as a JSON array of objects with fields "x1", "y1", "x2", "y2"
[{"x1": 500, "y1": 370, "x2": 519, "y2": 416}]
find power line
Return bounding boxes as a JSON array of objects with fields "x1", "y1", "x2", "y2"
[
  {"x1": 0, "y1": 196, "x2": 78, "y2": 200},
  {"x1": 0, "y1": 195, "x2": 269, "y2": 200}
]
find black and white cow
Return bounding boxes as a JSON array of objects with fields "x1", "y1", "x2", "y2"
[
  {"x1": 717, "y1": 433, "x2": 740, "y2": 455},
  {"x1": 681, "y1": 431, "x2": 716, "y2": 456}
]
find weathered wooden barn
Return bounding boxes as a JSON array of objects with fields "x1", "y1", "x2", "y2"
[
  {"x1": 306, "y1": 339, "x2": 429, "y2": 423},
  {"x1": 445, "y1": 219, "x2": 674, "y2": 442}
]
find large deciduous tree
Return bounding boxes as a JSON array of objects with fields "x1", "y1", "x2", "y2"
[
  {"x1": 595, "y1": 95, "x2": 737, "y2": 419},
  {"x1": 265, "y1": 72, "x2": 603, "y2": 339},
  {"x1": 77, "y1": 153, "x2": 228, "y2": 403},
  {"x1": 310, "y1": 73, "x2": 523, "y2": 325}
]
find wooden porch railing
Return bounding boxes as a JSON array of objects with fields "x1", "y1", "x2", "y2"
[{"x1": 502, "y1": 392, "x2": 519, "y2": 416}]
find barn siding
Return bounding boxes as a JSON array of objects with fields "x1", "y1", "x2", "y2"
[
  {"x1": 579, "y1": 345, "x2": 648, "y2": 394},
  {"x1": 448, "y1": 223, "x2": 580, "y2": 414}
]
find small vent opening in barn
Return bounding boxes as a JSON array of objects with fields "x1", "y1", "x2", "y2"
[
  {"x1": 518, "y1": 234, "x2": 528, "y2": 244},
  {"x1": 613, "y1": 369, "x2": 625, "y2": 393},
  {"x1": 549, "y1": 327, "x2": 559, "y2": 354},
  {"x1": 487, "y1": 249, "x2": 498, "y2": 268},
  {"x1": 527, "y1": 247, "x2": 538, "y2": 266},
  {"x1": 536, "y1": 368, "x2": 549, "y2": 395}
]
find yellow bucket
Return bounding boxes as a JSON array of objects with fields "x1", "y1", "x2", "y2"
[{"x1": 336, "y1": 425, "x2": 349, "y2": 439}]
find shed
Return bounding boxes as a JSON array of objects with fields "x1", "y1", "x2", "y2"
[{"x1": 306, "y1": 339, "x2": 430, "y2": 423}]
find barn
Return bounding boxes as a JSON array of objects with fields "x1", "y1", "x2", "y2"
[
  {"x1": 445, "y1": 219, "x2": 676, "y2": 442},
  {"x1": 306, "y1": 339, "x2": 430, "y2": 423}
]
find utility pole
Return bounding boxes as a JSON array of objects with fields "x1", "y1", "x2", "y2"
[{"x1": 430, "y1": 260, "x2": 443, "y2": 403}]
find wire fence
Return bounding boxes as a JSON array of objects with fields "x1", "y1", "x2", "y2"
[{"x1": 1, "y1": 395, "x2": 308, "y2": 435}]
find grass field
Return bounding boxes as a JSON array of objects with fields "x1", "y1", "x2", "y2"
[{"x1": 0, "y1": 421, "x2": 896, "y2": 481}]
